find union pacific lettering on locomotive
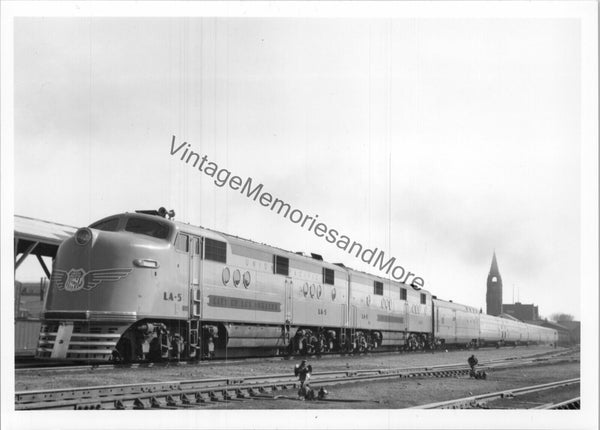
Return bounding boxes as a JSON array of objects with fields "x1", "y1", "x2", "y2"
[{"x1": 37, "y1": 208, "x2": 558, "y2": 362}]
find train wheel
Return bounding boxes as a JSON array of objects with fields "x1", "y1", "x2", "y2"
[{"x1": 113, "y1": 338, "x2": 132, "y2": 363}]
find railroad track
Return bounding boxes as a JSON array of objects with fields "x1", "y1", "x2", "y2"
[
  {"x1": 15, "y1": 352, "x2": 579, "y2": 410},
  {"x1": 15, "y1": 346, "x2": 577, "y2": 374},
  {"x1": 537, "y1": 396, "x2": 581, "y2": 409},
  {"x1": 413, "y1": 378, "x2": 581, "y2": 409}
]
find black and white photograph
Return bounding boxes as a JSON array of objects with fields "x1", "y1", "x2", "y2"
[{"x1": 1, "y1": 1, "x2": 598, "y2": 429}]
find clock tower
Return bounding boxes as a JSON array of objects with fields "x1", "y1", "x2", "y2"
[{"x1": 486, "y1": 252, "x2": 503, "y2": 316}]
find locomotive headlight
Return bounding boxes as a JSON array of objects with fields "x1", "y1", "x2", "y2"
[
  {"x1": 75, "y1": 228, "x2": 92, "y2": 246},
  {"x1": 133, "y1": 259, "x2": 159, "y2": 268}
]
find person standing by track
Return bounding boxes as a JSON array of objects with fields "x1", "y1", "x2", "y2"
[{"x1": 295, "y1": 360, "x2": 312, "y2": 397}]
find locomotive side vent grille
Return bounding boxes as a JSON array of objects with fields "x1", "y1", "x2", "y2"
[{"x1": 66, "y1": 324, "x2": 123, "y2": 359}]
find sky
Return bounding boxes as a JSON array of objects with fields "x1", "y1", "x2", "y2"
[{"x1": 13, "y1": 16, "x2": 582, "y2": 320}]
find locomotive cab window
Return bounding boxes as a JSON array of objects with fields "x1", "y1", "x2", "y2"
[
  {"x1": 205, "y1": 238, "x2": 227, "y2": 263},
  {"x1": 400, "y1": 288, "x2": 407, "y2": 300},
  {"x1": 374, "y1": 281, "x2": 383, "y2": 296},
  {"x1": 420, "y1": 293, "x2": 427, "y2": 305},
  {"x1": 175, "y1": 234, "x2": 189, "y2": 252},
  {"x1": 323, "y1": 268, "x2": 334, "y2": 285},
  {"x1": 125, "y1": 217, "x2": 170, "y2": 239},
  {"x1": 90, "y1": 217, "x2": 120, "y2": 232},
  {"x1": 274, "y1": 255, "x2": 289, "y2": 276}
]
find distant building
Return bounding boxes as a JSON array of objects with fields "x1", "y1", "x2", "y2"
[
  {"x1": 502, "y1": 302, "x2": 539, "y2": 321},
  {"x1": 15, "y1": 280, "x2": 47, "y2": 319},
  {"x1": 556, "y1": 320, "x2": 580, "y2": 345},
  {"x1": 486, "y1": 252, "x2": 503, "y2": 316}
]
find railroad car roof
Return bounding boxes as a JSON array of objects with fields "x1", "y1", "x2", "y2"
[{"x1": 432, "y1": 297, "x2": 479, "y2": 313}]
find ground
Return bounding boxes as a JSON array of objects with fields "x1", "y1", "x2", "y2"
[
  {"x1": 16, "y1": 345, "x2": 572, "y2": 395},
  {"x1": 224, "y1": 361, "x2": 580, "y2": 409}
]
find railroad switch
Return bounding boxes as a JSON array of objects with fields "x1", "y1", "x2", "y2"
[{"x1": 469, "y1": 370, "x2": 487, "y2": 380}]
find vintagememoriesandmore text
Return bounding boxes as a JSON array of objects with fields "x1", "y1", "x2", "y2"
[{"x1": 169, "y1": 136, "x2": 425, "y2": 290}]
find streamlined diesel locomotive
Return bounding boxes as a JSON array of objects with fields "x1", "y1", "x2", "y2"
[{"x1": 37, "y1": 209, "x2": 557, "y2": 362}]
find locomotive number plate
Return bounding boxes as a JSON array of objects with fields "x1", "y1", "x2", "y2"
[{"x1": 163, "y1": 291, "x2": 183, "y2": 302}]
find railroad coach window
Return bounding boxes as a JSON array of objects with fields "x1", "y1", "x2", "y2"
[
  {"x1": 90, "y1": 218, "x2": 119, "y2": 232},
  {"x1": 420, "y1": 293, "x2": 427, "y2": 305},
  {"x1": 274, "y1": 255, "x2": 289, "y2": 276},
  {"x1": 125, "y1": 217, "x2": 170, "y2": 239},
  {"x1": 400, "y1": 288, "x2": 407, "y2": 300},
  {"x1": 323, "y1": 268, "x2": 334, "y2": 285},
  {"x1": 205, "y1": 238, "x2": 227, "y2": 263},
  {"x1": 374, "y1": 281, "x2": 383, "y2": 296},
  {"x1": 175, "y1": 234, "x2": 189, "y2": 252}
]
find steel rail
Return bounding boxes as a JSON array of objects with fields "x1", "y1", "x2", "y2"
[
  {"x1": 412, "y1": 378, "x2": 580, "y2": 409},
  {"x1": 15, "y1": 366, "x2": 478, "y2": 410},
  {"x1": 15, "y1": 365, "x2": 502, "y2": 410},
  {"x1": 15, "y1": 353, "x2": 578, "y2": 410},
  {"x1": 535, "y1": 396, "x2": 581, "y2": 410}
]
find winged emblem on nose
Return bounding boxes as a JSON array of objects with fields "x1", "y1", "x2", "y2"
[{"x1": 50, "y1": 268, "x2": 133, "y2": 292}]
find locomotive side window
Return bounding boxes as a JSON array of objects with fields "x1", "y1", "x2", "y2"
[
  {"x1": 374, "y1": 281, "x2": 383, "y2": 296},
  {"x1": 274, "y1": 255, "x2": 289, "y2": 276},
  {"x1": 175, "y1": 234, "x2": 189, "y2": 252},
  {"x1": 90, "y1": 217, "x2": 120, "y2": 231},
  {"x1": 205, "y1": 238, "x2": 227, "y2": 263},
  {"x1": 323, "y1": 268, "x2": 334, "y2": 285},
  {"x1": 400, "y1": 288, "x2": 407, "y2": 300},
  {"x1": 420, "y1": 293, "x2": 427, "y2": 305},
  {"x1": 125, "y1": 217, "x2": 170, "y2": 239}
]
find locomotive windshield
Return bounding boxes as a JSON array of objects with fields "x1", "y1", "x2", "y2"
[
  {"x1": 89, "y1": 215, "x2": 172, "y2": 239},
  {"x1": 89, "y1": 217, "x2": 120, "y2": 231},
  {"x1": 124, "y1": 217, "x2": 170, "y2": 239}
]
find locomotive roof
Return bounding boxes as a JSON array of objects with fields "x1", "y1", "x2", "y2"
[
  {"x1": 174, "y1": 217, "x2": 345, "y2": 271},
  {"x1": 114, "y1": 211, "x2": 431, "y2": 294}
]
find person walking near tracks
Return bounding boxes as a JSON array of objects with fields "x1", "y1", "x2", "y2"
[
  {"x1": 468, "y1": 354, "x2": 486, "y2": 379},
  {"x1": 294, "y1": 359, "x2": 312, "y2": 395},
  {"x1": 468, "y1": 354, "x2": 478, "y2": 375}
]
